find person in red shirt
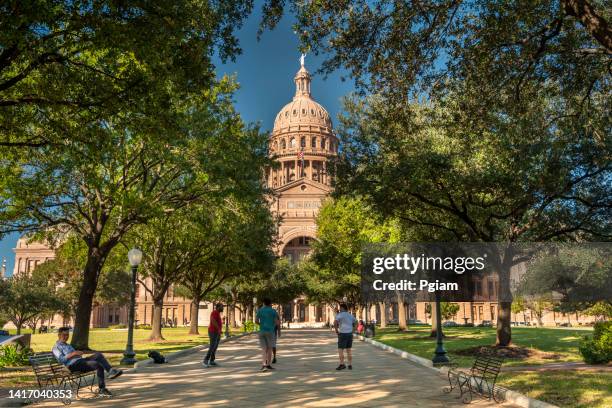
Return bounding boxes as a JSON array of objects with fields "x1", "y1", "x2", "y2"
[{"x1": 203, "y1": 303, "x2": 223, "y2": 368}]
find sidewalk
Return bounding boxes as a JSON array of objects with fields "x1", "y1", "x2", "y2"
[{"x1": 36, "y1": 329, "x2": 517, "y2": 407}]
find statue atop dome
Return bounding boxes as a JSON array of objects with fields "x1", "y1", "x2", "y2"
[{"x1": 300, "y1": 53, "x2": 306, "y2": 67}]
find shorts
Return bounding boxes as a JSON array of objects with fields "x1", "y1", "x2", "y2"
[
  {"x1": 338, "y1": 333, "x2": 353, "y2": 349},
  {"x1": 259, "y1": 332, "x2": 274, "y2": 349}
]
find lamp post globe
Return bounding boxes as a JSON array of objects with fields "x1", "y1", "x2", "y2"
[{"x1": 121, "y1": 247, "x2": 142, "y2": 365}]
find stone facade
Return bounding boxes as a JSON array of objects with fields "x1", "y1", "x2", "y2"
[
  {"x1": 266, "y1": 60, "x2": 338, "y2": 323},
  {"x1": 9, "y1": 236, "x2": 195, "y2": 329}
]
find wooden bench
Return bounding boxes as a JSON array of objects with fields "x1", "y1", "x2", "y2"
[
  {"x1": 29, "y1": 352, "x2": 97, "y2": 405},
  {"x1": 444, "y1": 355, "x2": 504, "y2": 403}
]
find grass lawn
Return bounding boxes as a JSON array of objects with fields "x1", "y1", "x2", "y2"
[
  {"x1": 1, "y1": 326, "x2": 241, "y2": 389},
  {"x1": 374, "y1": 325, "x2": 590, "y2": 368},
  {"x1": 374, "y1": 325, "x2": 612, "y2": 408},
  {"x1": 498, "y1": 370, "x2": 612, "y2": 408}
]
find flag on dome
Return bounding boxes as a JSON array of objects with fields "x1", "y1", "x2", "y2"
[{"x1": 298, "y1": 150, "x2": 304, "y2": 160}]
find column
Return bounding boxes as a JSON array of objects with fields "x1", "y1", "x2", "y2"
[
  {"x1": 308, "y1": 159, "x2": 313, "y2": 180},
  {"x1": 323, "y1": 161, "x2": 327, "y2": 184}
]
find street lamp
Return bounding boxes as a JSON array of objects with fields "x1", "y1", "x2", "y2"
[
  {"x1": 432, "y1": 290, "x2": 449, "y2": 364},
  {"x1": 121, "y1": 248, "x2": 143, "y2": 365}
]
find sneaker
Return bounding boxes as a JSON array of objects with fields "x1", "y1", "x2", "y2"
[
  {"x1": 97, "y1": 388, "x2": 112, "y2": 397},
  {"x1": 260, "y1": 366, "x2": 268, "y2": 372},
  {"x1": 266, "y1": 365, "x2": 275, "y2": 370},
  {"x1": 272, "y1": 357, "x2": 277, "y2": 364},
  {"x1": 209, "y1": 361, "x2": 218, "y2": 366},
  {"x1": 348, "y1": 365, "x2": 352, "y2": 370},
  {"x1": 202, "y1": 361, "x2": 210, "y2": 368},
  {"x1": 108, "y1": 369, "x2": 123, "y2": 380},
  {"x1": 336, "y1": 364, "x2": 346, "y2": 371}
]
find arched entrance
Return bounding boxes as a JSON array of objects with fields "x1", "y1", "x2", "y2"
[{"x1": 281, "y1": 236, "x2": 313, "y2": 263}]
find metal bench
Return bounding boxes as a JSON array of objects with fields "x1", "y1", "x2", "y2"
[
  {"x1": 29, "y1": 352, "x2": 97, "y2": 405},
  {"x1": 444, "y1": 355, "x2": 504, "y2": 403}
]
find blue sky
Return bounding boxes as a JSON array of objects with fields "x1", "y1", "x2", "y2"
[{"x1": 0, "y1": 4, "x2": 354, "y2": 276}]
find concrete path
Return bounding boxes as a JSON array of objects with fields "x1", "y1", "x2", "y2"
[{"x1": 40, "y1": 329, "x2": 517, "y2": 407}]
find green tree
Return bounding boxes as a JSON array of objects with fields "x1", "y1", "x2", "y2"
[
  {"x1": 330, "y1": 90, "x2": 609, "y2": 346},
  {"x1": 511, "y1": 296, "x2": 529, "y2": 325},
  {"x1": 440, "y1": 302, "x2": 460, "y2": 321},
  {"x1": 0, "y1": 272, "x2": 64, "y2": 334},
  {"x1": 309, "y1": 197, "x2": 408, "y2": 328},
  {"x1": 266, "y1": 1, "x2": 610, "y2": 105},
  {"x1": 584, "y1": 301, "x2": 612, "y2": 320},
  {"x1": 0, "y1": 77, "x2": 262, "y2": 349},
  {"x1": 33, "y1": 236, "x2": 131, "y2": 321},
  {"x1": 1, "y1": 0, "x2": 253, "y2": 148},
  {"x1": 262, "y1": 0, "x2": 611, "y2": 347},
  {"x1": 518, "y1": 245, "x2": 611, "y2": 310}
]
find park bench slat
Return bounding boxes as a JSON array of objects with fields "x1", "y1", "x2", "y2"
[
  {"x1": 28, "y1": 352, "x2": 97, "y2": 405},
  {"x1": 444, "y1": 354, "x2": 504, "y2": 404}
]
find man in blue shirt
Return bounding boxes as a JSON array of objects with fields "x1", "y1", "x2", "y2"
[
  {"x1": 255, "y1": 298, "x2": 280, "y2": 372},
  {"x1": 52, "y1": 327, "x2": 123, "y2": 397}
]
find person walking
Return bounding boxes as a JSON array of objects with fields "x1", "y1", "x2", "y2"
[
  {"x1": 203, "y1": 303, "x2": 223, "y2": 368},
  {"x1": 334, "y1": 303, "x2": 356, "y2": 370},
  {"x1": 255, "y1": 298, "x2": 280, "y2": 372}
]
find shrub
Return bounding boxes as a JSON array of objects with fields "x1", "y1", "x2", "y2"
[
  {"x1": 107, "y1": 324, "x2": 127, "y2": 330},
  {"x1": 242, "y1": 320, "x2": 259, "y2": 332},
  {"x1": 579, "y1": 321, "x2": 612, "y2": 364},
  {"x1": 0, "y1": 344, "x2": 33, "y2": 367},
  {"x1": 136, "y1": 324, "x2": 152, "y2": 329}
]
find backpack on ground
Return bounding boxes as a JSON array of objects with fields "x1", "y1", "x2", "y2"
[{"x1": 148, "y1": 350, "x2": 167, "y2": 364}]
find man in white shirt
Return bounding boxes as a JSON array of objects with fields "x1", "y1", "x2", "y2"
[{"x1": 334, "y1": 303, "x2": 356, "y2": 370}]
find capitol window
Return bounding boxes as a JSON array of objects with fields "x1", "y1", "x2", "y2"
[
  {"x1": 311, "y1": 109, "x2": 315, "y2": 115},
  {"x1": 302, "y1": 108, "x2": 306, "y2": 115},
  {"x1": 293, "y1": 109, "x2": 297, "y2": 116},
  {"x1": 300, "y1": 136, "x2": 306, "y2": 147},
  {"x1": 281, "y1": 139, "x2": 286, "y2": 149},
  {"x1": 290, "y1": 138, "x2": 296, "y2": 148},
  {"x1": 311, "y1": 137, "x2": 317, "y2": 148}
]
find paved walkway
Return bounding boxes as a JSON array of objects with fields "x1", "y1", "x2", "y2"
[{"x1": 41, "y1": 329, "x2": 517, "y2": 407}]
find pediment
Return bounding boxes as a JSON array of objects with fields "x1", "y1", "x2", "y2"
[{"x1": 274, "y1": 178, "x2": 331, "y2": 195}]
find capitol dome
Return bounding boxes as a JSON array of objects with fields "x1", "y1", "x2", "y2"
[{"x1": 272, "y1": 65, "x2": 333, "y2": 133}]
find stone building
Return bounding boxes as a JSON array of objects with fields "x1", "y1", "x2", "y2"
[
  {"x1": 10, "y1": 236, "x2": 199, "y2": 329},
  {"x1": 265, "y1": 58, "x2": 339, "y2": 325}
]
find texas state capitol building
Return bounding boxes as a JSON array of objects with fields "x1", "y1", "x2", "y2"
[{"x1": 265, "y1": 58, "x2": 338, "y2": 324}]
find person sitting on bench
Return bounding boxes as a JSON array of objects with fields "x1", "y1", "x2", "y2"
[{"x1": 52, "y1": 327, "x2": 123, "y2": 397}]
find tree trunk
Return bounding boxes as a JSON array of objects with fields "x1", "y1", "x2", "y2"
[
  {"x1": 397, "y1": 293, "x2": 407, "y2": 331},
  {"x1": 495, "y1": 247, "x2": 513, "y2": 346},
  {"x1": 149, "y1": 297, "x2": 165, "y2": 341},
  {"x1": 496, "y1": 302, "x2": 512, "y2": 345},
  {"x1": 71, "y1": 251, "x2": 104, "y2": 350},
  {"x1": 189, "y1": 297, "x2": 200, "y2": 335},
  {"x1": 379, "y1": 302, "x2": 387, "y2": 328},
  {"x1": 430, "y1": 301, "x2": 438, "y2": 337},
  {"x1": 231, "y1": 305, "x2": 237, "y2": 328}
]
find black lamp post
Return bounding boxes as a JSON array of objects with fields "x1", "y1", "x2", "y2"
[
  {"x1": 121, "y1": 247, "x2": 142, "y2": 365},
  {"x1": 432, "y1": 290, "x2": 449, "y2": 364}
]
